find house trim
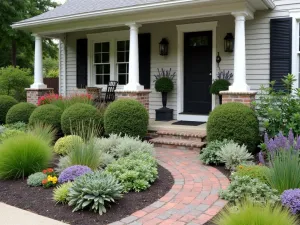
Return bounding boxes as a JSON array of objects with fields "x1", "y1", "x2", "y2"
[
  {"x1": 176, "y1": 21, "x2": 218, "y2": 122},
  {"x1": 290, "y1": 11, "x2": 300, "y2": 88}
]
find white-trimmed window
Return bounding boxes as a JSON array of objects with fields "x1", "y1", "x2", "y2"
[
  {"x1": 117, "y1": 40, "x2": 130, "y2": 85},
  {"x1": 94, "y1": 42, "x2": 110, "y2": 85}
]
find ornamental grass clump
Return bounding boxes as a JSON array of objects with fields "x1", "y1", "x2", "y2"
[
  {"x1": 53, "y1": 182, "x2": 73, "y2": 204},
  {"x1": 214, "y1": 200, "x2": 298, "y2": 225},
  {"x1": 58, "y1": 165, "x2": 92, "y2": 183},
  {"x1": 0, "y1": 133, "x2": 52, "y2": 179},
  {"x1": 281, "y1": 189, "x2": 300, "y2": 214},
  {"x1": 67, "y1": 171, "x2": 123, "y2": 215}
]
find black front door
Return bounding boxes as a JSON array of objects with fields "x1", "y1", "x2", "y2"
[{"x1": 184, "y1": 31, "x2": 212, "y2": 114}]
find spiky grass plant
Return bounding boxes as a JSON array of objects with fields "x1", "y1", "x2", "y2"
[
  {"x1": 214, "y1": 200, "x2": 298, "y2": 225},
  {"x1": 28, "y1": 122, "x2": 56, "y2": 146},
  {"x1": 67, "y1": 171, "x2": 123, "y2": 214},
  {"x1": 53, "y1": 182, "x2": 73, "y2": 204},
  {"x1": 0, "y1": 133, "x2": 52, "y2": 179}
]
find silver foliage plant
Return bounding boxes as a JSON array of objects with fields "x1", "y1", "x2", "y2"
[
  {"x1": 67, "y1": 171, "x2": 123, "y2": 215},
  {"x1": 216, "y1": 142, "x2": 254, "y2": 170}
]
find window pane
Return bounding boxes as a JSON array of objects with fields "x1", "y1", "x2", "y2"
[
  {"x1": 96, "y1": 65, "x2": 103, "y2": 74},
  {"x1": 102, "y1": 53, "x2": 109, "y2": 63},
  {"x1": 117, "y1": 52, "x2": 125, "y2": 62},
  {"x1": 117, "y1": 41, "x2": 125, "y2": 51},
  {"x1": 118, "y1": 75, "x2": 127, "y2": 85},
  {"x1": 104, "y1": 75, "x2": 110, "y2": 84},
  {"x1": 125, "y1": 52, "x2": 129, "y2": 62},
  {"x1": 96, "y1": 75, "x2": 102, "y2": 84},
  {"x1": 95, "y1": 53, "x2": 102, "y2": 63},
  {"x1": 125, "y1": 41, "x2": 130, "y2": 51},
  {"x1": 104, "y1": 64, "x2": 110, "y2": 74},
  {"x1": 95, "y1": 43, "x2": 101, "y2": 52},
  {"x1": 102, "y1": 42, "x2": 109, "y2": 52},
  {"x1": 118, "y1": 64, "x2": 127, "y2": 73}
]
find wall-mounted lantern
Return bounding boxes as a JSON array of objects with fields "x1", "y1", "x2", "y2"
[
  {"x1": 224, "y1": 33, "x2": 234, "y2": 52},
  {"x1": 159, "y1": 38, "x2": 169, "y2": 56}
]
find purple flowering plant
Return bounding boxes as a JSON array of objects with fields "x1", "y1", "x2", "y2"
[
  {"x1": 259, "y1": 129, "x2": 300, "y2": 165},
  {"x1": 58, "y1": 165, "x2": 92, "y2": 183},
  {"x1": 281, "y1": 189, "x2": 300, "y2": 214}
]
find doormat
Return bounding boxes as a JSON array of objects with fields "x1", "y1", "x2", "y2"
[{"x1": 172, "y1": 121, "x2": 205, "y2": 126}]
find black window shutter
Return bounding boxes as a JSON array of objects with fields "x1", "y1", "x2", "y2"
[
  {"x1": 270, "y1": 18, "x2": 292, "y2": 90},
  {"x1": 138, "y1": 33, "x2": 151, "y2": 89},
  {"x1": 76, "y1": 39, "x2": 88, "y2": 89}
]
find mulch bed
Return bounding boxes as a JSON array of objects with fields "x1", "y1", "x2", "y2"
[{"x1": 0, "y1": 165, "x2": 174, "y2": 225}]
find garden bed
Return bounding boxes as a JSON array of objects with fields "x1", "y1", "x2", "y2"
[{"x1": 0, "y1": 165, "x2": 173, "y2": 225}]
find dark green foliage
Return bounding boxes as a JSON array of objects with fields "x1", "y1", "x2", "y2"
[
  {"x1": 155, "y1": 77, "x2": 174, "y2": 93},
  {"x1": 210, "y1": 79, "x2": 231, "y2": 95},
  {"x1": 0, "y1": 95, "x2": 18, "y2": 124},
  {"x1": 29, "y1": 104, "x2": 63, "y2": 130},
  {"x1": 104, "y1": 99, "x2": 149, "y2": 138},
  {"x1": 6, "y1": 102, "x2": 36, "y2": 124},
  {"x1": 207, "y1": 102, "x2": 259, "y2": 152},
  {"x1": 61, "y1": 103, "x2": 103, "y2": 135}
]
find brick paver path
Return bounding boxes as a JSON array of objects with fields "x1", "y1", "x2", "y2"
[{"x1": 110, "y1": 148, "x2": 229, "y2": 225}]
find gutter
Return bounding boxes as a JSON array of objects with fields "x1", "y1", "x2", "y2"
[
  {"x1": 262, "y1": 0, "x2": 276, "y2": 9},
  {"x1": 11, "y1": 0, "x2": 215, "y2": 29}
]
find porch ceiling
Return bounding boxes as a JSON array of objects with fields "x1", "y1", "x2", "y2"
[{"x1": 12, "y1": 0, "x2": 274, "y2": 37}]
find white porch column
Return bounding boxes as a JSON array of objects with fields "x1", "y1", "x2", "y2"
[
  {"x1": 229, "y1": 13, "x2": 250, "y2": 92},
  {"x1": 124, "y1": 23, "x2": 144, "y2": 91},
  {"x1": 31, "y1": 34, "x2": 46, "y2": 89}
]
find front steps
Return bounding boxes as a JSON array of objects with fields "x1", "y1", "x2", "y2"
[{"x1": 149, "y1": 130, "x2": 206, "y2": 152}]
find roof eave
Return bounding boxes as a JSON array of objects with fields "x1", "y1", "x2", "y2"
[{"x1": 262, "y1": 0, "x2": 275, "y2": 9}]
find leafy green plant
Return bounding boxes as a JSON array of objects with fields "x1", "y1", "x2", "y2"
[
  {"x1": 267, "y1": 150, "x2": 300, "y2": 193},
  {"x1": 53, "y1": 182, "x2": 72, "y2": 204},
  {"x1": 253, "y1": 74, "x2": 300, "y2": 137},
  {"x1": 106, "y1": 151, "x2": 158, "y2": 192},
  {"x1": 53, "y1": 135, "x2": 83, "y2": 155},
  {"x1": 199, "y1": 139, "x2": 234, "y2": 165},
  {"x1": 0, "y1": 128, "x2": 25, "y2": 143},
  {"x1": 155, "y1": 77, "x2": 174, "y2": 93},
  {"x1": 29, "y1": 104, "x2": 63, "y2": 131},
  {"x1": 234, "y1": 165, "x2": 270, "y2": 184},
  {"x1": 27, "y1": 172, "x2": 47, "y2": 187},
  {"x1": 219, "y1": 175, "x2": 280, "y2": 205},
  {"x1": 6, "y1": 102, "x2": 36, "y2": 124},
  {"x1": 216, "y1": 142, "x2": 254, "y2": 170},
  {"x1": 104, "y1": 99, "x2": 149, "y2": 138},
  {"x1": 0, "y1": 133, "x2": 52, "y2": 179},
  {"x1": 61, "y1": 103, "x2": 103, "y2": 136},
  {"x1": 214, "y1": 200, "x2": 298, "y2": 225},
  {"x1": 67, "y1": 171, "x2": 123, "y2": 215},
  {"x1": 207, "y1": 102, "x2": 259, "y2": 152},
  {"x1": 210, "y1": 79, "x2": 231, "y2": 95},
  {"x1": 0, "y1": 95, "x2": 18, "y2": 124}
]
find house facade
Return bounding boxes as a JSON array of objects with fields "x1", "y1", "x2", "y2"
[{"x1": 13, "y1": 0, "x2": 300, "y2": 122}]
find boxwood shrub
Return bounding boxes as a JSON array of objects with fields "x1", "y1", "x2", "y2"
[
  {"x1": 29, "y1": 104, "x2": 63, "y2": 131},
  {"x1": 61, "y1": 103, "x2": 103, "y2": 135},
  {"x1": 0, "y1": 95, "x2": 18, "y2": 124},
  {"x1": 104, "y1": 99, "x2": 148, "y2": 138},
  {"x1": 6, "y1": 102, "x2": 36, "y2": 124},
  {"x1": 207, "y1": 102, "x2": 259, "y2": 152}
]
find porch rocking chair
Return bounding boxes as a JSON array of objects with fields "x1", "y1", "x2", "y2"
[{"x1": 103, "y1": 81, "x2": 118, "y2": 103}]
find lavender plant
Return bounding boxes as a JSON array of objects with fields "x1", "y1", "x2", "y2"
[
  {"x1": 281, "y1": 189, "x2": 300, "y2": 214},
  {"x1": 58, "y1": 165, "x2": 92, "y2": 183}
]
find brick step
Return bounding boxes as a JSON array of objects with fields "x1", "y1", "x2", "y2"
[
  {"x1": 155, "y1": 130, "x2": 206, "y2": 141},
  {"x1": 149, "y1": 137, "x2": 206, "y2": 151}
]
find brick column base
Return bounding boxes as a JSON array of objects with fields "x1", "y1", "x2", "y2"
[
  {"x1": 219, "y1": 91, "x2": 257, "y2": 107},
  {"x1": 26, "y1": 88, "x2": 54, "y2": 105},
  {"x1": 115, "y1": 90, "x2": 151, "y2": 111}
]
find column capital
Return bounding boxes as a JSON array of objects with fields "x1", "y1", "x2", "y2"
[
  {"x1": 231, "y1": 11, "x2": 253, "y2": 20},
  {"x1": 32, "y1": 33, "x2": 42, "y2": 39},
  {"x1": 125, "y1": 22, "x2": 142, "y2": 29}
]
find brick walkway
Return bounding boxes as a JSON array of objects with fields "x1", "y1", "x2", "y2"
[{"x1": 110, "y1": 148, "x2": 229, "y2": 225}]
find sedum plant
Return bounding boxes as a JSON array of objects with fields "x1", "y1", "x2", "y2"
[
  {"x1": 199, "y1": 139, "x2": 234, "y2": 165},
  {"x1": 67, "y1": 171, "x2": 123, "y2": 215},
  {"x1": 27, "y1": 172, "x2": 47, "y2": 187},
  {"x1": 216, "y1": 142, "x2": 253, "y2": 170},
  {"x1": 53, "y1": 182, "x2": 73, "y2": 204},
  {"x1": 214, "y1": 199, "x2": 298, "y2": 225},
  {"x1": 219, "y1": 175, "x2": 280, "y2": 205}
]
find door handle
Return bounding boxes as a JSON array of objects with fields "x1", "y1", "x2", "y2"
[{"x1": 209, "y1": 70, "x2": 212, "y2": 76}]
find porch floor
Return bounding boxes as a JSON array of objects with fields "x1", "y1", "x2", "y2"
[{"x1": 148, "y1": 119, "x2": 206, "y2": 132}]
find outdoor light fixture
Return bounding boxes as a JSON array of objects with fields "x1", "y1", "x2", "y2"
[
  {"x1": 224, "y1": 33, "x2": 234, "y2": 52},
  {"x1": 159, "y1": 38, "x2": 169, "y2": 56}
]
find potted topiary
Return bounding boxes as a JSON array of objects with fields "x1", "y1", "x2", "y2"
[
  {"x1": 154, "y1": 68, "x2": 175, "y2": 121},
  {"x1": 210, "y1": 71, "x2": 233, "y2": 105}
]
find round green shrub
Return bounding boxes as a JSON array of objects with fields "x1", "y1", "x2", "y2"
[
  {"x1": 54, "y1": 135, "x2": 83, "y2": 155},
  {"x1": 210, "y1": 79, "x2": 231, "y2": 95},
  {"x1": 27, "y1": 172, "x2": 47, "y2": 187},
  {"x1": 207, "y1": 102, "x2": 259, "y2": 152},
  {"x1": 61, "y1": 103, "x2": 103, "y2": 135},
  {"x1": 53, "y1": 182, "x2": 72, "y2": 204},
  {"x1": 0, "y1": 133, "x2": 52, "y2": 179},
  {"x1": 104, "y1": 99, "x2": 149, "y2": 138},
  {"x1": 29, "y1": 104, "x2": 63, "y2": 131},
  {"x1": 155, "y1": 77, "x2": 174, "y2": 93},
  {"x1": 0, "y1": 95, "x2": 18, "y2": 124},
  {"x1": 6, "y1": 102, "x2": 37, "y2": 124}
]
